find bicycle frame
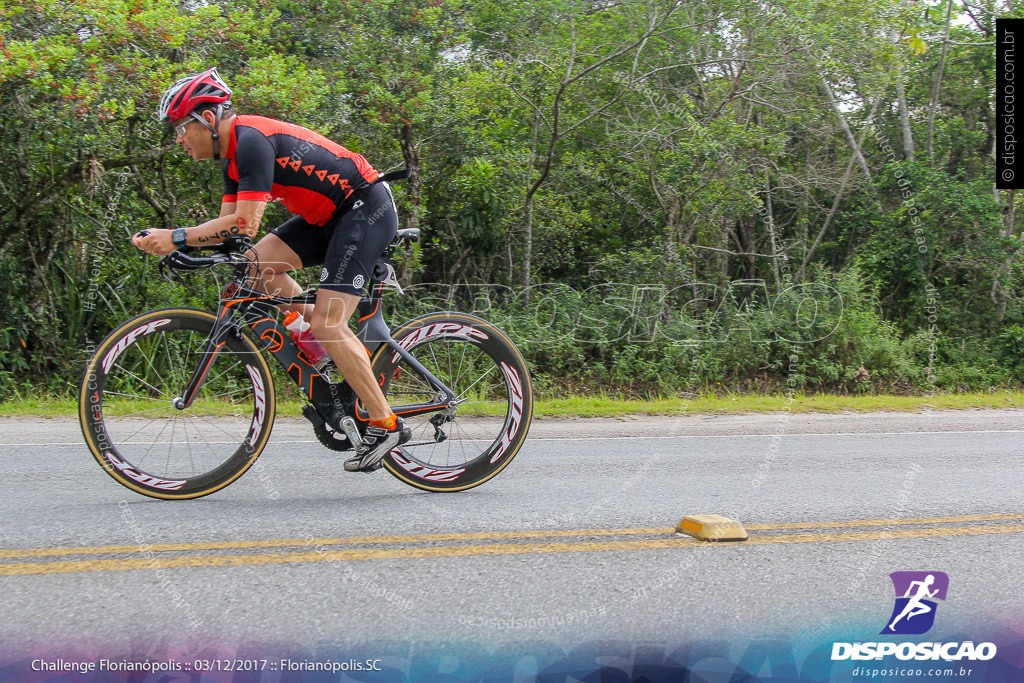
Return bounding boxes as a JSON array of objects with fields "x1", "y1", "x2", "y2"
[{"x1": 177, "y1": 274, "x2": 457, "y2": 432}]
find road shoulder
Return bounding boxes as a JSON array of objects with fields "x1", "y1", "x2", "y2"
[{"x1": 2, "y1": 408, "x2": 1022, "y2": 444}]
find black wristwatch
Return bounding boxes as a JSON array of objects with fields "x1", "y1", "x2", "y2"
[{"x1": 171, "y1": 228, "x2": 188, "y2": 249}]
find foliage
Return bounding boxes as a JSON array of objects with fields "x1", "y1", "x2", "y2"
[{"x1": 0, "y1": 0, "x2": 1020, "y2": 400}]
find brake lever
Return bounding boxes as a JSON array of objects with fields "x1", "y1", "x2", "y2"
[
  {"x1": 158, "y1": 255, "x2": 178, "y2": 284},
  {"x1": 164, "y1": 249, "x2": 211, "y2": 274}
]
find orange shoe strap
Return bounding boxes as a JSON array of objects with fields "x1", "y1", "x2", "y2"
[{"x1": 369, "y1": 413, "x2": 397, "y2": 430}]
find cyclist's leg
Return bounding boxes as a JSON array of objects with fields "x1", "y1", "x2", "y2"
[
  {"x1": 252, "y1": 215, "x2": 332, "y2": 317},
  {"x1": 312, "y1": 287, "x2": 411, "y2": 472},
  {"x1": 308, "y1": 183, "x2": 398, "y2": 421},
  {"x1": 311, "y1": 288, "x2": 391, "y2": 419}
]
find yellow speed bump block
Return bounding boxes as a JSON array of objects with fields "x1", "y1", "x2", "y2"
[{"x1": 676, "y1": 514, "x2": 748, "y2": 542}]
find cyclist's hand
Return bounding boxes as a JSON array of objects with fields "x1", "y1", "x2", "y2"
[{"x1": 132, "y1": 228, "x2": 178, "y2": 256}]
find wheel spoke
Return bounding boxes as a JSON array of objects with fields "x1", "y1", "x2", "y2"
[
  {"x1": 111, "y1": 413, "x2": 168, "y2": 444},
  {"x1": 182, "y1": 415, "x2": 197, "y2": 476},
  {"x1": 454, "y1": 364, "x2": 498, "y2": 402},
  {"x1": 101, "y1": 390, "x2": 172, "y2": 403},
  {"x1": 135, "y1": 418, "x2": 173, "y2": 469},
  {"x1": 453, "y1": 340, "x2": 470, "y2": 392},
  {"x1": 190, "y1": 412, "x2": 251, "y2": 442},
  {"x1": 110, "y1": 364, "x2": 168, "y2": 400},
  {"x1": 101, "y1": 402, "x2": 175, "y2": 419}
]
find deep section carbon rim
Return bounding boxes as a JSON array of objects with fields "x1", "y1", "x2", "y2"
[
  {"x1": 80, "y1": 309, "x2": 274, "y2": 498},
  {"x1": 373, "y1": 313, "x2": 532, "y2": 491}
]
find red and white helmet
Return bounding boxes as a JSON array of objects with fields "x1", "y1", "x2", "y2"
[{"x1": 156, "y1": 67, "x2": 232, "y2": 124}]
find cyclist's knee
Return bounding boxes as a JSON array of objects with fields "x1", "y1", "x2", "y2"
[
  {"x1": 314, "y1": 291, "x2": 357, "y2": 321},
  {"x1": 308, "y1": 308, "x2": 353, "y2": 342}
]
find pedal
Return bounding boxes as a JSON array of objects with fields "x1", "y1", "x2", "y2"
[{"x1": 339, "y1": 416, "x2": 364, "y2": 450}]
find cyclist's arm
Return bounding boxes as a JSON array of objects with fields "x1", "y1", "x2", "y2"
[
  {"x1": 191, "y1": 199, "x2": 264, "y2": 240},
  {"x1": 177, "y1": 134, "x2": 269, "y2": 245},
  {"x1": 185, "y1": 202, "x2": 263, "y2": 245},
  {"x1": 132, "y1": 204, "x2": 263, "y2": 254},
  {"x1": 132, "y1": 129, "x2": 271, "y2": 254},
  {"x1": 206, "y1": 126, "x2": 271, "y2": 238}
]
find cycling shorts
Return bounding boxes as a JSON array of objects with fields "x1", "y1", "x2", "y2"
[{"x1": 270, "y1": 182, "x2": 398, "y2": 296}]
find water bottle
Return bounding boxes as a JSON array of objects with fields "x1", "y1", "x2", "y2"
[{"x1": 283, "y1": 312, "x2": 331, "y2": 372}]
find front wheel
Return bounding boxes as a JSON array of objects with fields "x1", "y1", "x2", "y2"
[
  {"x1": 371, "y1": 312, "x2": 533, "y2": 492},
  {"x1": 79, "y1": 308, "x2": 276, "y2": 499}
]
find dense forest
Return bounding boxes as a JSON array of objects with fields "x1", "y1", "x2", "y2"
[{"x1": 0, "y1": 0, "x2": 1020, "y2": 399}]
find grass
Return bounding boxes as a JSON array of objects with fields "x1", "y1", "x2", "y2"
[
  {"x1": 529, "y1": 391, "x2": 1024, "y2": 417},
  {"x1": 4, "y1": 391, "x2": 1024, "y2": 419}
]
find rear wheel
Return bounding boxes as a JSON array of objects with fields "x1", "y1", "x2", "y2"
[
  {"x1": 371, "y1": 312, "x2": 532, "y2": 492},
  {"x1": 79, "y1": 308, "x2": 275, "y2": 499}
]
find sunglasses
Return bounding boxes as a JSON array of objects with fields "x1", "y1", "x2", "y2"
[{"x1": 174, "y1": 118, "x2": 197, "y2": 138}]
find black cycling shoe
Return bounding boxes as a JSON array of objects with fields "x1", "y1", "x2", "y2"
[{"x1": 344, "y1": 417, "x2": 411, "y2": 472}]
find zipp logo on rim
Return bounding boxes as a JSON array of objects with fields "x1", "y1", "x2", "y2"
[
  {"x1": 246, "y1": 364, "x2": 267, "y2": 447},
  {"x1": 393, "y1": 322, "x2": 489, "y2": 363},
  {"x1": 104, "y1": 451, "x2": 186, "y2": 491},
  {"x1": 490, "y1": 361, "x2": 525, "y2": 464},
  {"x1": 391, "y1": 451, "x2": 465, "y2": 482},
  {"x1": 102, "y1": 319, "x2": 172, "y2": 374}
]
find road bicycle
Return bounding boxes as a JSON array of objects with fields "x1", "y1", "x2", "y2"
[{"x1": 78, "y1": 229, "x2": 533, "y2": 499}]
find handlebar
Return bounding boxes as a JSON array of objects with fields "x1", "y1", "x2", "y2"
[
  {"x1": 145, "y1": 234, "x2": 254, "y2": 279},
  {"x1": 144, "y1": 228, "x2": 419, "y2": 278},
  {"x1": 160, "y1": 249, "x2": 239, "y2": 273}
]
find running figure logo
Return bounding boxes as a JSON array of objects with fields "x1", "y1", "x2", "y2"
[{"x1": 881, "y1": 571, "x2": 949, "y2": 635}]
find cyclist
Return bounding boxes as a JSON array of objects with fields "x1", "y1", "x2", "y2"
[{"x1": 132, "y1": 67, "x2": 410, "y2": 472}]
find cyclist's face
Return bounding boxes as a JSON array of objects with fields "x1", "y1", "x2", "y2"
[{"x1": 172, "y1": 112, "x2": 214, "y2": 160}]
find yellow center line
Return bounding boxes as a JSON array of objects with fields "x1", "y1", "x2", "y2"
[
  {"x1": 744, "y1": 513, "x2": 1024, "y2": 531},
  {"x1": 0, "y1": 528, "x2": 673, "y2": 559},
  {"x1": 1, "y1": 524, "x2": 1022, "y2": 576},
  {"x1": 0, "y1": 513, "x2": 1020, "y2": 560}
]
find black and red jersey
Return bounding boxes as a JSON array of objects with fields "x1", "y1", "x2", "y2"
[{"x1": 221, "y1": 115, "x2": 380, "y2": 226}]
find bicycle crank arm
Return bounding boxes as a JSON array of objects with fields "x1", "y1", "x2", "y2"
[{"x1": 339, "y1": 416, "x2": 363, "y2": 450}]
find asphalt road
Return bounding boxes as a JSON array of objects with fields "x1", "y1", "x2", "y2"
[{"x1": 1, "y1": 410, "x2": 1022, "y2": 674}]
